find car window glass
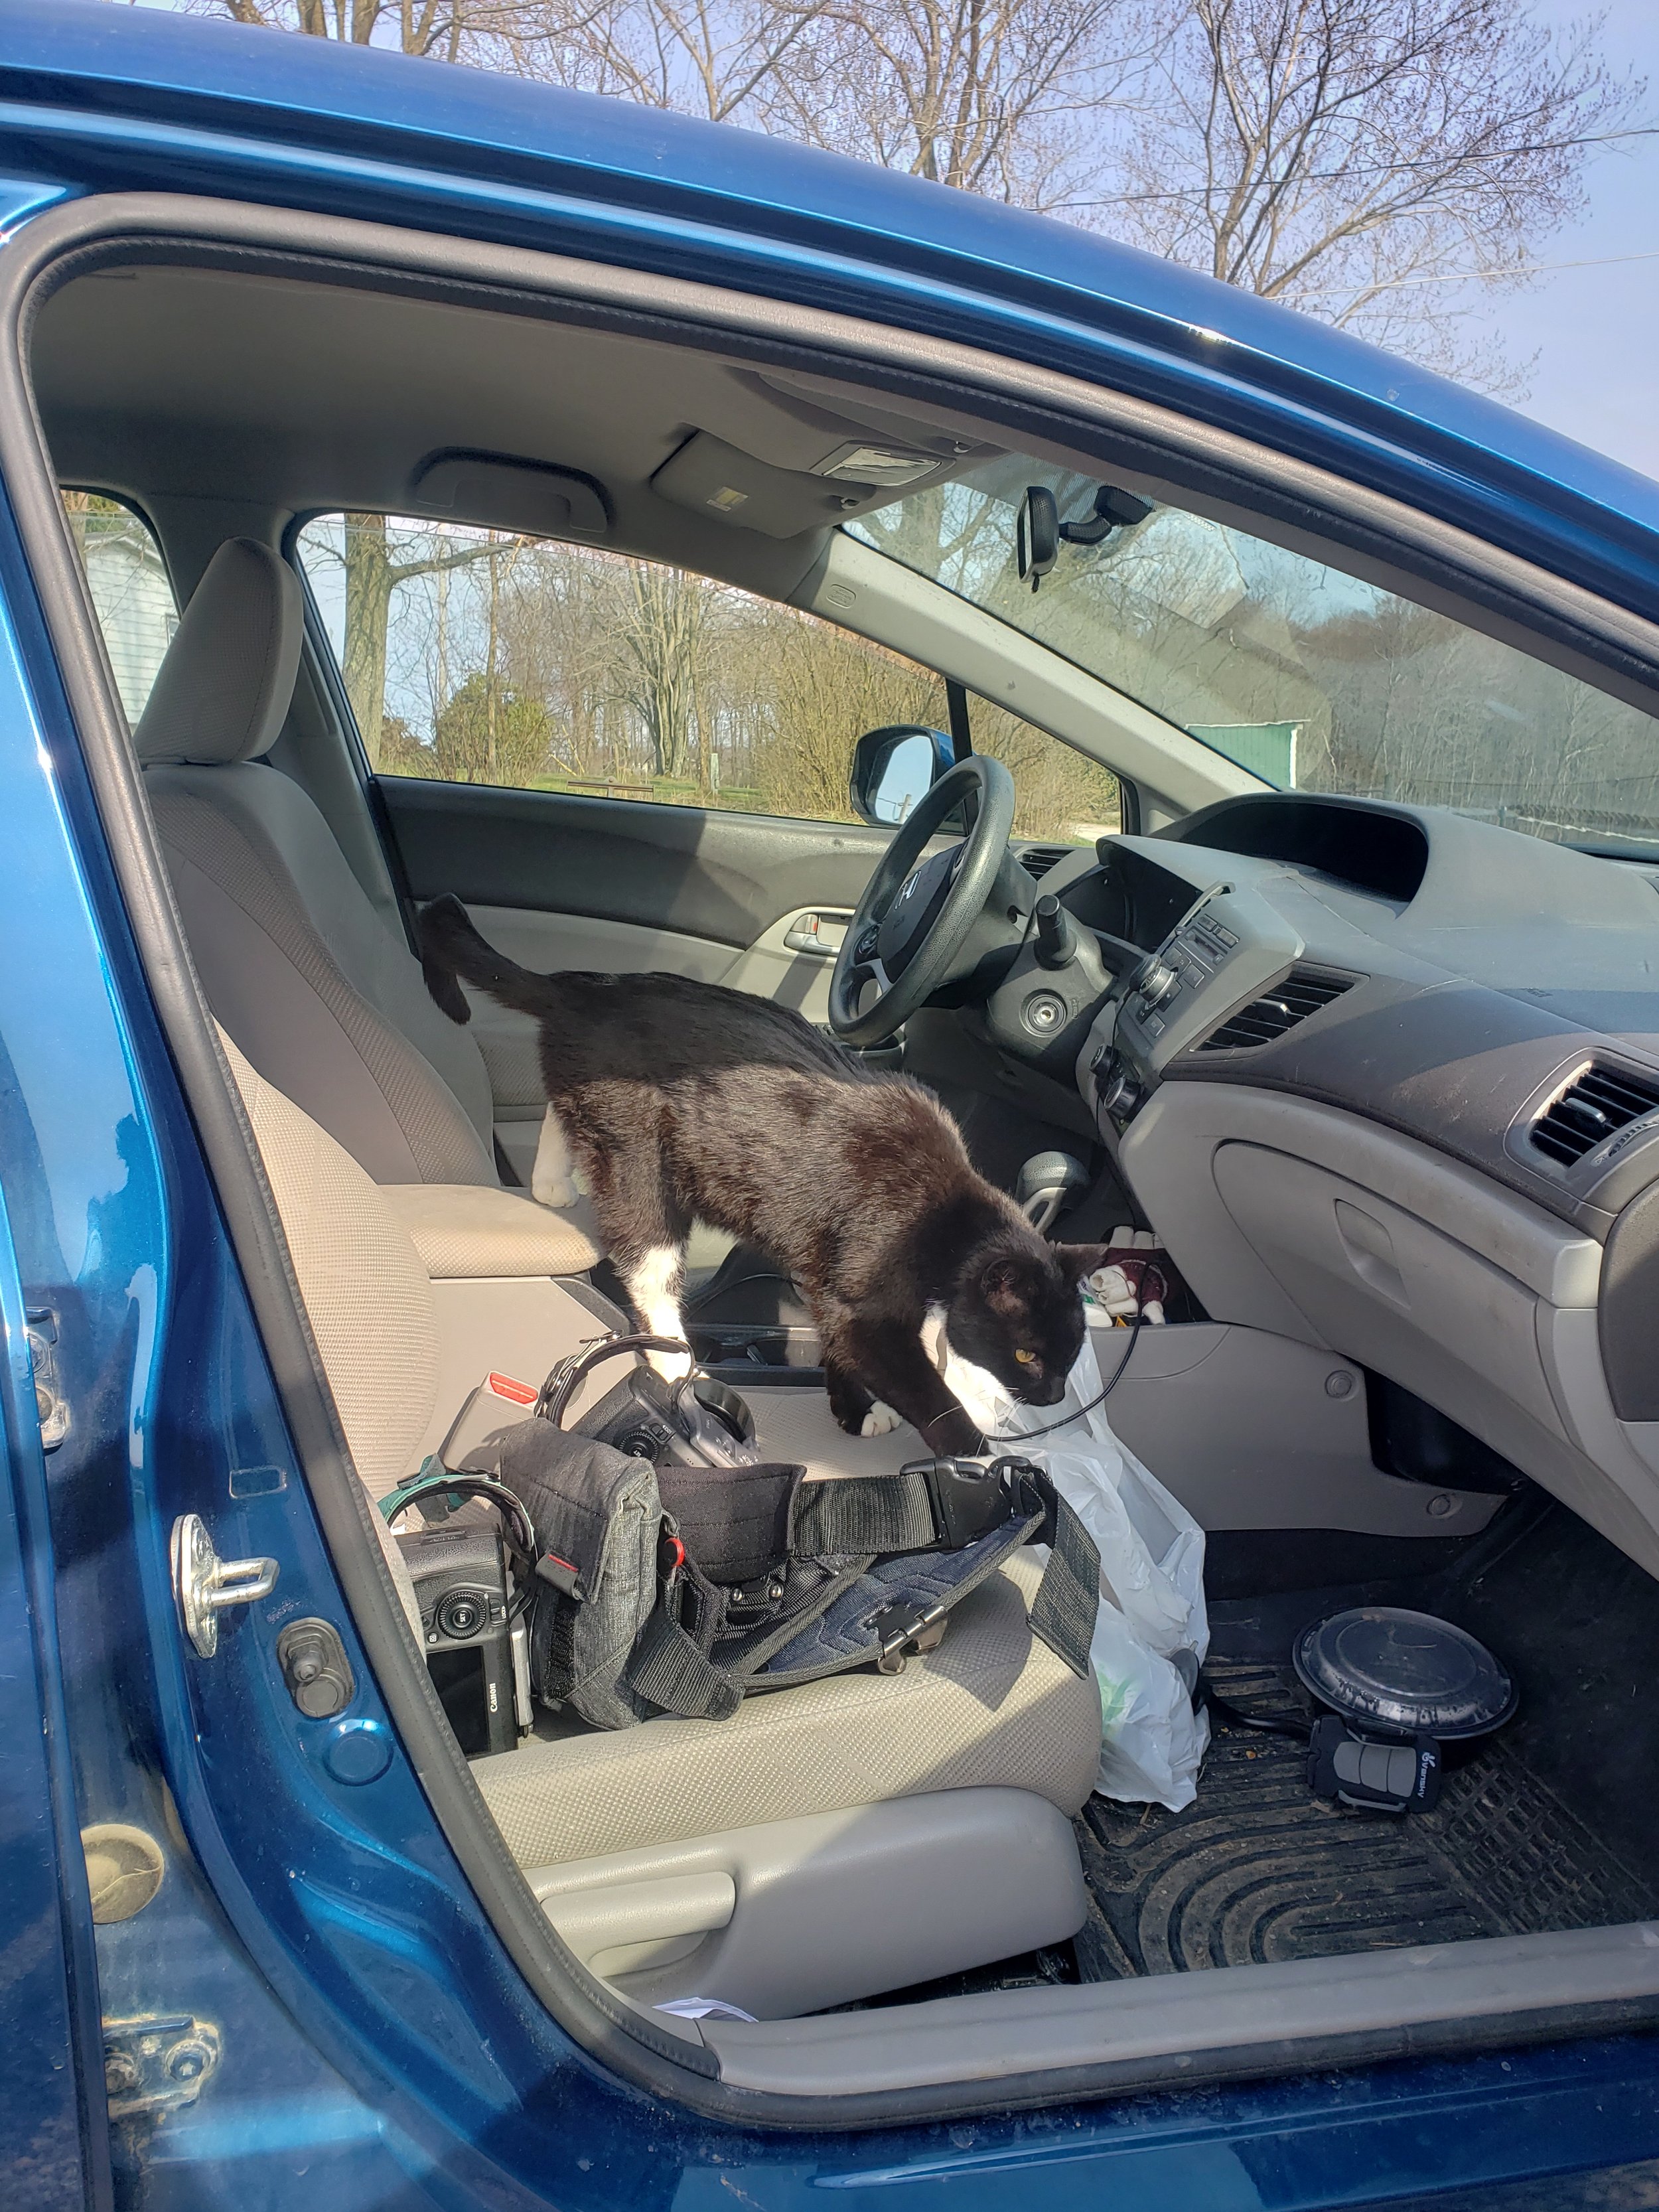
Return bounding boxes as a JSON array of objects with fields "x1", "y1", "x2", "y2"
[
  {"x1": 294, "y1": 514, "x2": 1116, "y2": 840},
  {"x1": 973, "y1": 696, "x2": 1122, "y2": 844},
  {"x1": 297, "y1": 514, "x2": 936, "y2": 826},
  {"x1": 853, "y1": 462, "x2": 1659, "y2": 853},
  {"x1": 61, "y1": 491, "x2": 178, "y2": 725}
]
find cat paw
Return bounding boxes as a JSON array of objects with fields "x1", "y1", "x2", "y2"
[
  {"x1": 860, "y1": 1400, "x2": 901, "y2": 1438},
  {"x1": 530, "y1": 1107, "x2": 579, "y2": 1208},
  {"x1": 646, "y1": 1345, "x2": 693, "y2": 1382}
]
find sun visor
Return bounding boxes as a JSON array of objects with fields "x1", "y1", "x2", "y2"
[
  {"x1": 409, "y1": 451, "x2": 611, "y2": 539},
  {"x1": 650, "y1": 431, "x2": 887, "y2": 538}
]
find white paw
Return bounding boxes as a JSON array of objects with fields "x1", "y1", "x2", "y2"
[
  {"x1": 531, "y1": 1168, "x2": 579, "y2": 1209},
  {"x1": 860, "y1": 1400, "x2": 901, "y2": 1438},
  {"x1": 646, "y1": 1346, "x2": 693, "y2": 1382}
]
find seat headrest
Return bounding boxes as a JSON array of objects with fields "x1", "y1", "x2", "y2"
[{"x1": 133, "y1": 538, "x2": 303, "y2": 766}]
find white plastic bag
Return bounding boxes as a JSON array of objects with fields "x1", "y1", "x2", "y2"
[{"x1": 943, "y1": 1327, "x2": 1211, "y2": 1810}]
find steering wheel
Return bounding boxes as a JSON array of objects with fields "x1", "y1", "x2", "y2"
[{"x1": 830, "y1": 755, "x2": 1017, "y2": 1047}]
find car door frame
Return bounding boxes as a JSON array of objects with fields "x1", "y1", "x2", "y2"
[{"x1": 7, "y1": 180, "x2": 1659, "y2": 2169}]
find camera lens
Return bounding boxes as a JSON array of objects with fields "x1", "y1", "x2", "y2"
[{"x1": 436, "y1": 1589, "x2": 484, "y2": 1641}]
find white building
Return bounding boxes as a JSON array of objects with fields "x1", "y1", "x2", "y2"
[{"x1": 66, "y1": 502, "x2": 177, "y2": 725}]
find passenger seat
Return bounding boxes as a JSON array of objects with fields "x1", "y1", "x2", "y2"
[{"x1": 134, "y1": 539, "x2": 590, "y2": 1262}]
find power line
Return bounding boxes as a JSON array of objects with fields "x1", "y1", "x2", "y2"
[
  {"x1": 1061, "y1": 121, "x2": 1659, "y2": 211},
  {"x1": 1366, "y1": 245, "x2": 1659, "y2": 290}
]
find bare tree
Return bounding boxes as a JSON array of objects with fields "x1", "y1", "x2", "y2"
[
  {"x1": 757, "y1": 0, "x2": 1139, "y2": 208},
  {"x1": 334, "y1": 515, "x2": 504, "y2": 765},
  {"x1": 173, "y1": 0, "x2": 526, "y2": 56},
  {"x1": 620, "y1": 561, "x2": 708, "y2": 780},
  {"x1": 487, "y1": 0, "x2": 831, "y2": 119},
  {"x1": 741, "y1": 599, "x2": 945, "y2": 816},
  {"x1": 1104, "y1": 0, "x2": 1642, "y2": 379}
]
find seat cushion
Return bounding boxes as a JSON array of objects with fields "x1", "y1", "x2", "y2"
[{"x1": 471, "y1": 1550, "x2": 1102, "y2": 1867}]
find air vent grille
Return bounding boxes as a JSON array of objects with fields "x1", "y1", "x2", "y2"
[
  {"x1": 1019, "y1": 844, "x2": 1071, "y2": 881},
  {"x1": 1530, "y1": 1064, "x2": 1659, "y2": 1167},
  {"x1": 1199, "y1": 969, "x2": 1355, "y2": 1051}
]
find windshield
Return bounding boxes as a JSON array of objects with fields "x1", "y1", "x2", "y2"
[{"x1": 851, "y1": 461, "x2": 1659, "y2": 851}]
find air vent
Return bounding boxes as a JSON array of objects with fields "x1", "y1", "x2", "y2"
[
  {"x1": 1530, "y1": 1063, "x2": 1659, "y2": 1167},
  {"x1": 1199, "y1": 968, "x2": 1355, "y2": 1051},
  {"x1": 1019, "y1": 844, "x2": 1071, "y2": 881}
]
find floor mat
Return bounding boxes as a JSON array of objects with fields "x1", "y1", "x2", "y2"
[{"x1": 1075, "y1": 1657, "x2": 1659, "y2": 1980}]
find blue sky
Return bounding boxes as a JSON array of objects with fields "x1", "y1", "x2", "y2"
[{"x1": 1467, "y1": 3, "x2": 1659, "y2": 479}]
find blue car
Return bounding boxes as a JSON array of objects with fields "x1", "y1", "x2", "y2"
[{"x1": 6, "y1": 4, "x2": 1659, "y2": 2204}]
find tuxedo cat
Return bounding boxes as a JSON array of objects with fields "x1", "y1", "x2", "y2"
[{"x1": 418, "y1": 895, "x2": 1106, "y2": 1454}]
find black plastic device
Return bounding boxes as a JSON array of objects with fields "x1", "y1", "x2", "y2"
[
  {"x1": 397, "y1": 1522, "x2": 518, "y2": 1757},
  {"x1": 1307, "y1": 1714, "x2": 1443, "y2": 1812},
  {"x1": 1033, "y1": 893, "x2": 1078, "y2": 970},
  {"x1": 1293, "y1": 1607, "x2": 1517, "y2": 1740}
]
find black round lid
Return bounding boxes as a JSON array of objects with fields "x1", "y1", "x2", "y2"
[{"x1": 1292, "y1": 1607, "x2": 1517, "y2": 1740}]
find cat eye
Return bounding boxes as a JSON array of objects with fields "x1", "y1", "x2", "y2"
[{"x1": 1014, "y1": 1348, "x2": 1038, "y2": 1365}]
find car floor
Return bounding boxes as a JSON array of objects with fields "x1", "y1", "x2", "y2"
[{"x1": 1077, "y1": 1494, "x2": 1659, "y2": 1980}]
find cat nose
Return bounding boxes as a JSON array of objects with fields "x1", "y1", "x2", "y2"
[{"x1": 1039, "y1": 1377, "x2": 1066, "y2": 1404}]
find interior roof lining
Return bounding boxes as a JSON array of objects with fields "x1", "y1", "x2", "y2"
[
  {"x1": 9, "y1": 192, "x2": 1659, "y2": 2130},
  {"x1": 26, "y1": 226, "x2": 1659, "y2": 730}
]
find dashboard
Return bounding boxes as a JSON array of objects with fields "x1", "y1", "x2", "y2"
[
  {"x1": 1009, "y1": 792, "x2": 1659, "y2": 1578},
  {"x1": 1043, "y1": 792, "x2": 1659, "y2": 1234}
]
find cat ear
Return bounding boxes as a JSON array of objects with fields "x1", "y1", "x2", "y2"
[
  {"x1": 1054, "y1": 1243, "x2": 1112, "y2": 1288},
  {"x1": 980, "y1": 1257, "x2": 1032, "y2": 1313}
]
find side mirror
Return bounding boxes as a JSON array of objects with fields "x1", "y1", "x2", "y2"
[
  {"x1": 849, "y1": 725, "x2": 956, "y2": 827},
  {"x1": 1016, "y1": 486, "x2": 1058, "y2": 591}
]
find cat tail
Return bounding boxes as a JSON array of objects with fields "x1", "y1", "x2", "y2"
[{"x1": 416, "y1": 893, "x2": 548, "y2": 1027}]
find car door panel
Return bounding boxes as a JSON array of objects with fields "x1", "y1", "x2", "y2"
[
  {"x1": 457, "y1": 902, "x2": 739, "y2": 1143},
  {"x1": 463, "y1": 900, "x2": 852, "y2": 1125},
  {"x1": 381, "y1": 776, "x2": 885, "y2": 953},
  {"x1": 381, "y1": 779, "x2": 876, "y2": 1189}
]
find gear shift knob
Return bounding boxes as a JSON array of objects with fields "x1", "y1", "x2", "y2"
[{"x1": 1033, "y1": 893, "x2": 1078, "y2": 970}]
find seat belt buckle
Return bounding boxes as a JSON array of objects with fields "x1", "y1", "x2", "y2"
[
  {"x1": 911, "y1": 1456, "x2": 1012, "y2": 1549},
  {"x1": 873, "y1": 1599, "x2": 948, "y2": 1673},
  {"x1": 438, "y1": 1370, "x2": 541, "y2": 1472}
]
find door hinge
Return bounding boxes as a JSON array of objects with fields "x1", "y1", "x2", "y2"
[
  {"x1": 25, "y1": 1307, "x2": 68, "y2": 1449},
  {"x1": 171, "y1": 1513, "x2": 279, "y2": 1659},
  {"x1": 102, "y1": 2016, "x2": 220, "y2": 2123}
]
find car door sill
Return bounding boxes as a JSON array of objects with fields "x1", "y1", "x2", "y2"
[{"x1": 702, "y1": 1921, "x2": 1659, "y2": 2099}]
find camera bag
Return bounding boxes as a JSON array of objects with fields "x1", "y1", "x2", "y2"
[{"x1": 482, "y1": 1411, "x2": 1100, "y2": 1731}]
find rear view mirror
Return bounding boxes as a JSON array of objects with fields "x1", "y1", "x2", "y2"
[
  {"x1": 1016, "y1": 486, "x2": 1058, "y2": 591},
  {"x1": 849, "y1": 725, "x2": 955, "y2": 826}
]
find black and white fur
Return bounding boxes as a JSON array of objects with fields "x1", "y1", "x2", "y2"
[{"x1": 419, "y1": 896, "x2": 1106, "y2": 1453}]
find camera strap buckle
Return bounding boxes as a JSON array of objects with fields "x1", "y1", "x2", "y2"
[
  {"x1": 873, "y1": 1599, "x2": 949, "y2": 1674},
  {"x1": 914, "y1": 1455, "x2": 1015, "y2": 1548}
]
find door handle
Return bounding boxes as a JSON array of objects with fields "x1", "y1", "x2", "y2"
[{"x1": 783, "y1": 911, "x2": 851, "y2": 956}]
